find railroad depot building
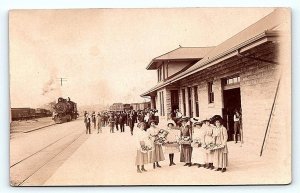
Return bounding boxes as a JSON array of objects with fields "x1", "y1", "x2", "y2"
[{"x1": 141, "y1": 9, "x2": 290, "y2": 157}]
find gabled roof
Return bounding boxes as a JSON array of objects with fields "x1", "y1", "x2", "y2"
[
  {"x1": 146, "y1": 47, "x2": 214, "y2": 70},
  {"x1": 141, "y1": 8, "x2": 289, "y2": 97}
]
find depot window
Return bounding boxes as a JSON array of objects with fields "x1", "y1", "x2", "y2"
[
  {"x1": 226, "y1": 76, "x2": 240, "y2": 85},
  {"x1": 208, "y1": 81, "x2": 214, "y2": 104}
]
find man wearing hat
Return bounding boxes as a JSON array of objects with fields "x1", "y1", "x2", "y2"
[
  {"x1": 179, "y1": 116, "x2": 193, "y2": 167},
  {"x1": 174, "y1": 109, "x2": 183, "y2": 125},
  {"x1": 97, "y1": 112, "x2": 102, "y2": 134},
  {"x1": 128, "y1": 113, "x2": 135, "y2": 135}
]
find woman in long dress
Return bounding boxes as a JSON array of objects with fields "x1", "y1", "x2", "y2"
[
  {"x1": 135, "y1": 122, "x2": 151, "y2": 173},
  {"x1": 212, "y1": 118, "x2": 228, "y2": 172},
  {"x1": 191, "y1": 121, "x2": 206, "y2": 168},
  {"x1": 164, "y1": 121, "x2": 180, "y2": 166},
  {"x1": 179, "y1": 117, "x2": 193, "y2": 167},
  {"x1": 202, "y1": 119, "x2": 214, "y2": 169},
  {"x1": 147, "y1": 121, "x2": 165, "y2": 169}
]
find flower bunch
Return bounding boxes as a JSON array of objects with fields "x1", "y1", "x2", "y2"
[
  {"x1": 203, "y1": 143, "x2": 223, "y2": 150},
  {"x1": 141, "y1": 145, "x2": 152, "y2": 153},
  {"x1": 178, "y1": 136, "x2": 192, "y2": 145},
  {"x1": 191, "y1": 139, "x2": 201, "y2": 148},
  {"x1": 154, "y1": 129, "x2": 169, "y2": 145}
]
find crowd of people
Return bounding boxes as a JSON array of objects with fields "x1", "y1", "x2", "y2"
[
  {"x1": 135, "y1": 115, "x2": 229, "y2": 173},
  {"x1": 83, "y1": 108, "x2": 160, "y2": 135},
  {"x1": 83, "y1": 108, "x2": 242, "y2": 174}
]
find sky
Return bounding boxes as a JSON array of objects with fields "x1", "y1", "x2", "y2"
[{"x1": 9, "y1": 8, "x2": 274, "y2": 108}]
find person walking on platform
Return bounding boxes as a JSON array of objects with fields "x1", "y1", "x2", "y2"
[
  {"x1": 84, "y1": 113, "x2": 91, "y2": 134},
  {"x1": 128, "y1": 114, "x2": 135, "y2": 135},
  {"x1": 97, "y1": 113, "x2": 102, "y2": 134},
  {"x1": 108, "y1": 115, "x2": 115, "y2": 133},
  {"x1": 119, "y1": 114, "x2": 125, "y2": 132},
  {"x1": 114, "y1": 114, "x2": 119, "y2": 131},
  {"x1": 91, "y1": 112, "x2": 96, "y2": 130}
]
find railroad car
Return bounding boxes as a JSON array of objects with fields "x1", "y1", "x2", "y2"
[{"x1": 11, "y1": 108, "x2": 36, "y2": 121}]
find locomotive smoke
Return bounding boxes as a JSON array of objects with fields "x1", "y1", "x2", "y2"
[{"x1": 42, "y1": 77, "x2": 56, "y2": 96}]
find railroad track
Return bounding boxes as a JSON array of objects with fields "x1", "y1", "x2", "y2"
[{"x1": 10, "y1": 131, "x2": 87, "y2": 186}]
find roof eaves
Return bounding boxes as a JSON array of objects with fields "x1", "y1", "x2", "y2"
[{"x1": 142, "y1": 31, "x2": 278, "y2": 96}]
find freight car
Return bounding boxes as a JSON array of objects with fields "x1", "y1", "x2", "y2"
[
  {"x1": 35, "y1": 108, "x2": 52, "y2": 118},
  {"x1": 11, "y1": 108, "x2": 36, "y2": 121},
  {"x1": 53, "y1": 97, "x2": 78, "y2": 124}
]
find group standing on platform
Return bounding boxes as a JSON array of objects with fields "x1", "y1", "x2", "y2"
[
  {"x1": 134, "y1": 112, "x2": 230, "y2": 173},
  {"x1": 83, "y1": 108, "x2": 235, "y2": 174}
]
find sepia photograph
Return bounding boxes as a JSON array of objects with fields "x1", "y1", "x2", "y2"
[{"x1": 9, "y1": 7, "x2": 291, "y2": 186}]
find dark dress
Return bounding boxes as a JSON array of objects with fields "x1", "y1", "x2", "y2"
[{"x1": 180, "y1": 125, "x2": 193, "y2": 163}]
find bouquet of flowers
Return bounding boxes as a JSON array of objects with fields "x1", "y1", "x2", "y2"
[
  {"x1": 140, "y1": 141, "x2": 153, "y2": 153},
  {"x1": 203, "y1": 143, "x2": 224, "y2": 150},
  {"x1": 191, "y1": 139, "x2": 201, "y2": 148},
  {"x1": 154, "y1": 129, "x2": 169, "y2": 145},
  {"x1": 178, "y1": 136, "x2": 192, "y2": 145}
]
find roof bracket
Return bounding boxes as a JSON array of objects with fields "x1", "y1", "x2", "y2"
[{"x1": 237, "y1": 50, "x2": 279, "y2": 65}]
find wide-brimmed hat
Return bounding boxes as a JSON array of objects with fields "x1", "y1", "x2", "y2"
[
  {"x1": 190, "y1": 117, "x2": 199, "y2": 123},
  {"x1": 149, "y1": 120, "x2": 156, "y2": 125},
  {"x1": 137, "y1": 122, "x2": 146, "y2": 128},
  {"x1": 167, "y1": 120, "x2": 175, "y2": 127},
  {"x1": 194, "y1": 121, "x2": 203, "y2": 127},
  {"x1": 180, "y1": 116, "x2": 190, "y2": 122},
  {"x1": 210, "y1": 115, "x2": 223, "y2": 124}
]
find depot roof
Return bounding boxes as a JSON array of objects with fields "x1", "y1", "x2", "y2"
[{"x1": 141, "y1": 9, "x2": 288, "y2": 97}]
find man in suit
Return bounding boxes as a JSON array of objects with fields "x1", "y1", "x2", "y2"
[
  {"x1": 128, "y1": 114, "x2": 135, "y2": 135},
  {"x1": 114, "y1": 114, "x2": 119, "y2": 131},
  {"x1": 91, "y1": 112, "x2": 96, "y2": 130},
  {"x1": 97, "y1": 113, "x2": 102, "y2": 134},
  {"x1": 108, "y1": 114, "x2": 115, "y2": 133},
  {"x1": 84, "y1": 113, "x2": 91, "y2": 134},
  {"x1": 119, "y1": 113, "x2": 125, "y2": 132}
]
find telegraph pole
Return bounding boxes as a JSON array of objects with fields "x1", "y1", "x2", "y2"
[{"x1": 57, "y1": 78, "x2": 67, "y2": 86}]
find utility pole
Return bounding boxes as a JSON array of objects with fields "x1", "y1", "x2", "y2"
[{"x1": 57, "y1": 78, "x2": 67, "y2": 86}]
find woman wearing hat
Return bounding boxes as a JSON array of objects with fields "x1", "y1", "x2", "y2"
[
  {"x1": 135, "y1": 122, "x2": 150, "y2": 173},
  {"x1": 212, "y1": 118, "x2": 228, "y2": 172},
  {"x1": 164, "y1": 121, "x2": 180, "y2": 166},
  {"x1": 191, "y1": 121, "x2": 206, "y2": 167},
  {"x1": 202, "y1": 119, "x2": 214, "y2": 169},
  {"x1": 147, "y1": 121, "x2": 165, "y2": 169},
  {"x1": 179, "y1": 117, "x2": 193, "y2": 167}
]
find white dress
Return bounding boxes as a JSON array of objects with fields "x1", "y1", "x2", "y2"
[
  {"x1": 147, "y1": 126, "x2": 165, "y2": 162},
  {"x1": 164, "y1": 128, "x2": 180, "y2": 154},
  {"x1": 135, "y1": 129, "x2": 151, "y2": 165},
  {"x1": 191, "y1": 127, "x2": 206, "y2": 164},
  {"x1": 203, "y1": 124, "x2": 214, "y2": 163}
]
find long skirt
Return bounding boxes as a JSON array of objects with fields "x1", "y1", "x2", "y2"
[
  {"x1": 205, "y1": 150, "x2": 214, "y2": 163},
  {"x1": 213, "y1": 148, "x2": 228, "y2": 168},
  {"x1": 180, "y1": 144, "x2": 192, "y2": 163},
  {"x1": 135, "y1": 150, "x2": 148, "y2": 166},
  {"x1": 164, "y1": 144, "x2": 180, "y2": 154},
  {"x1": 149, "y1": 144, "x2": 165, "y2": 163},
  {"x1": 192, "y1": 147, "x2": 206, "y2": 164}
]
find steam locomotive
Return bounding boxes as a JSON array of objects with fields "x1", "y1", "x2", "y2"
[{"x1": 53, "y1": 97, "x2": 78, "y2": 124}]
